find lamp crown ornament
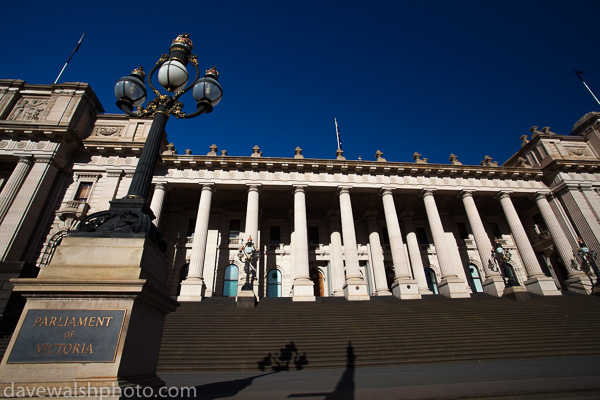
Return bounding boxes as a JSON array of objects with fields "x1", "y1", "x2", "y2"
[
  {"x1": 131, "y1": 66, "x2": 145, "y2": 80},
  {"x1": 171, "y1": 33, "x2": 193, "y2": 51},
  {"x1": 206, "y1": 66, "x2": 219, "y2": 78}
]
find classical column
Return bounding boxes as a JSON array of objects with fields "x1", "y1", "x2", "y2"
[
  {"x1": 460, "y1": 191, "x2": 505, "y2": 296},
  {"x1": 292, "y1": 185, "x2": 315, "y2": 301},
  {"x1": 328, "y1": 211, "x2": 345, "y2": 296},
  {"x1": 580, "y1": 184, "x2": 600, "y2": 223},
  {"x1": 338, "y1": 187, "x2": 369, "y2": 300},
  {"x1": 402, "y1": 215, "x2": 433, "y2": 295},
  {"x1": 365, "y1": 213, "x2": 392, "y2": 296},
  {"x1": 535, "y1": 192, "x2": 589, "y2": 294},
  {"x1": 0, "y1": 156, "x2": 33, "y2": 224},
  {"x1": 422, "y1": 189, "x2": 470, "y2": 298},
  {"x1": 149, "y1": 182, "x2": 168, "y2": 229},
  {"x1": 243, "y1": 184, "x2": 260, "y2": 294},
  {"x1": 498, "y1": 192, "x2": 560, "y2": 296},
  {"x1": 0, "y1": 155, "x2": 59, "y2": 261},
  {"x1": 558, "y1": 186, "x2": 600, "y2": 256},
  {"x1": 380, "y1": 189, "x2": 420, "y2": 299},
  {"x1": 179, "y1": 184, "x2": 213, "y2": 301}
]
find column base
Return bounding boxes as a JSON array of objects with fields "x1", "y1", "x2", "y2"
[
  {"x1": 177, "y1": 278, "x2": 205, "y2": 302},
  {"x1": 482, "y1": 275, "x2": 506, "y2": 297},
  {"x1": 292, "y1": 278, "x2": 316, "y2": 302},
  {"x1": 332, "y1": 290, "x2": 345, "y2": 297},
  {"x1": 391, "y1": 278, "x2": 421, "y2": 299},
  {"x1": 438, "y1": 276, "x2": 471, "y2": 298},
  {"x1": 524, "y1": 275, "x2": 562, "y2": 296},
  {"x1": 503, "y1": 285, "x2": 531, "y2": 301},
  {"x1": 564, "y1": 273, "x2": 593, "y2": 295},
  {"x1": 374, "y1": 289, "x2": 393, "y2": 296},
  {"x1": 343, "y1": 278, "x2": 370, "y2": 301}
]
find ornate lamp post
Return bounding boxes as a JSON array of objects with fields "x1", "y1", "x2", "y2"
[
  {"x1": 576, "y1": 238, "x2": 600, "y2": 291},
  {"x1": 73, "y1": 34, "x2": 222, "y2": 251},
  {"x1": 491, "y1": 238, "x2": 519, "y2": 287},
  {"x1": 238, "y1": 236, "x2": 258, "y2": 291}
]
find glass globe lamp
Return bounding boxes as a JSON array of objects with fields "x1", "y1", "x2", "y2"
[
  {"x1": 193, "y1": 67, "x2": 223, "y2": 109},
  {"x1": 157, "y1": 59, "x2": 189, "y2": 92},
  {"x1": 114, "y1": 68, "x2": 146, "y2": 109}
]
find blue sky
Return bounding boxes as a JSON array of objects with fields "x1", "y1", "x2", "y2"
[{"x1": 2, "y1": 0, "x2": 600, "y2": 166}]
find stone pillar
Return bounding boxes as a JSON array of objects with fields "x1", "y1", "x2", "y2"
[
  {"x1": 0, "y1": 155, "x2": 59, "y2": 261},
  {"x1": 292, "y1": 185, "x2": 315, "y2": 301},
  {"x1": 460, "y1": 191, "x2": 505, "y2": 296},
  {"x1": 535, "y1": 192, "x2": 589, "y2": 294},
  {"x1": 402, "y1": 215, "x2": 433, "y2": 295},
  {"x1": 179, "y1": 184, "x2": 213, "y2": 301},
  {"x1": 243, "y1": 184, "x2": 260, "y2": 295},
  {"x1": 149, "y1": 183, "x2": 168, "y2": 229},
  {"x1": 498, "y1": 192, "x2": 561, "y2": 296},
  {"x1": 580, "y1": 184, "x2": 600, "y2": 222},
  {"x1": 244, "y1": 184, "x2": 260, "y2": 243},
  {"x1": 422, "y1": 189, "x2": 470, "y2": 298},
  {"x1": 0, "y1": 156, "x2": 33, "y2": 225},
  {"x1": 380, "y1": 189, "x2": 420, "y2": 299},
  {"x1": 328, "y1": 212, "x2": 345, "y2": 297},
  {"x1": 558, "y1": 186, "x2": 600, "y2": 256},
  {"x1": 338, "y1": 187, "x2": 369, "y2": 300},
  {"x1": 365, "y1": 213, "x2": 392, "y2": 296}
]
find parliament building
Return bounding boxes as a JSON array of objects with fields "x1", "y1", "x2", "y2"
[{"x1": 1, "y1": 78, "x2": 600, "y2": 311}]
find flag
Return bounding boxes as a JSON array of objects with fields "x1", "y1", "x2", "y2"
[
  {"x1": 65, "y1": 33, "x2": 85, "y2": 65},
  {"x1": 54, "y1": 33, "x2": 85, "y2": 84},
  {"x1": 574, "y1": 70, "x2": 586, "y2": 81},
  {"x1": 334, "y1": 117, "x2": 343, "y2": 150}
]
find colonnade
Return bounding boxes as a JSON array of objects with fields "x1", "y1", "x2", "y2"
[{"x1": 166, "y1": 182, "x2": 587, "y2": 301}]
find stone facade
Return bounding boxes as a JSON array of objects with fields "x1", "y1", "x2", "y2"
[{"x1": 1, "y1": 79, "x2": 600, "y2": 306}]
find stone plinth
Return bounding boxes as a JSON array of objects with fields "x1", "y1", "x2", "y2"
[
  {"x1": 438, "y1": 276, "x2": 471, "y2": 299},
  {"x1": 524, "y1": 276, "x2": 562, "y2": 296},
  {"x1": 343, "y1": 279, "x2": 370, "y2": 301},
  {"x1": 503, "y1": 285, "x2": 531, "y2": 301},
  {"x1": 482, "y1": 275, "x2": 506, "y2": 297},
  {"x1": 0, "y1": 237, "x2": 177, "y2": 398},
  {"x1": 236, "y1": 289, "x2": 256, "y2": 308},
  {"x1": 391, "y1": 278, "x2": 421, "y2": 300}
]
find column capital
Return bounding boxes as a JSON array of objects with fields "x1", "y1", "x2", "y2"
[
  {"x1": 246, "y1": 183, "x2": 261, "y2": 192},
  {"x1": 363, "y1": 210, "x2": 379, "y2": 220},
  {"x1": 459, "y1": 190, "x2": 474, "y2": 199},
  {"x1": 399, "y1": 211, "x2": 415, "y2": 221},
  {"x1": 294, "y1": 184, "x2": 307, "y2": 193},
  {"x1": 533, "y1": 191, "x2": 551, "y2": 202},
  {"x1": 337, "y1": 186, "x2": 352, "y2": 195},
  {"x1": 200, "y1": 183, "x2": 214, "y2": 192},
  {"x1": 17, "y1": 156, "x2": 34, "y2": 165},
  {"x1": 379, "y1": 187, "x2": 395, "y2": 197},
  {"x1": 106, "y1": 168, "x2": 125, "y2": 178},
  {"x1": 153, "y1": 182, "x2": 169, "y2": 191},
  {"x1": 421, "y1": 188, "x2": 435, "y2": 198},
  {"x1": 495, "y1": 190, "x2": 513, "y2": 200},
  {"x1": 326, "y1": 210, "x2": 340, "y2": 220},
  {"x1": 578, "y1": 183, "x2": 594, "y2": 191}
]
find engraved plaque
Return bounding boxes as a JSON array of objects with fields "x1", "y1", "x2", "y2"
[{"x1": 7, "y1": 309, "x2": 126, "y2": 363}]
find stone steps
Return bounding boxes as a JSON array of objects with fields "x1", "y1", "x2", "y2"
[{"x1": 156, "y1": 294, "x2": 600, "y2": 372}]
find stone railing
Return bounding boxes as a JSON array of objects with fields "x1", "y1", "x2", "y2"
[{"x1": 57, "y1": 200, "x2": 89, "y2": 221}]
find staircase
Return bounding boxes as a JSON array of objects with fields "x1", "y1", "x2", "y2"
[{"x1": 157, "y1": 293, "x2": 600, "y2": 372}]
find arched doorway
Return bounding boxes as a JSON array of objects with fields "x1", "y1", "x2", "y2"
[
  {"x1": 223, "y1": 264, "x2": 239, "y2": 297},
  {"x1": 310, "y1": 269, "x2": 324, "y2": 297},
  {"x1": 467, "y1": 264, "x2": 483, "y2": 293},
  {"x1": 501, "y1": 262, "x2": 519, "y2": 287},
  {"x1": 267, "y1": 269, "x2": 282, "y2": 297},
  {"x1": 424, "y1": 267, "x2": 439, "y2": 294}
]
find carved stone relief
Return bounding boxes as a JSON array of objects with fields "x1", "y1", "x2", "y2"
[
  {"x1": 565, "y1": 146, "x2": 590, "y2": 157},
  {"x1": 92, "y1": 127, "x2": 123, "y2": 137},
  {"x1": 8, "y1": 98, "x2": 49, "y2": 121}
]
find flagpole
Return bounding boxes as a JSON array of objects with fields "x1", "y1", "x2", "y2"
[
  {"x1": 54, "y1": 33, "x2": 85, "y2": 84},
  {"x1": 574, "y1": 70, "x2": 600, "y2": 107},
  {"x1": 334, "y1": 117, "x2": 342, "y2": 150},
  {"x1": 582, "y1": 80, "x2": 600, "y2": 106}
]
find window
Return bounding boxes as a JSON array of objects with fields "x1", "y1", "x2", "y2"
[
  {"x1": 187, "y1": 218, "x2": 196, "y2": 237},
  {"x1": 381, "y1": 227, "x2": 390, "y2": 245},
  {"x1": 229, "y1": 219, "x2": 241, "y2": 244},
  {"x1": 308, "y1": 226, "x2": 319, "y2": 245},
  {"x1": 417, "y1": 227, "x2": 429, "y2": 245},
  {"x1": 270, "y1": 226, "x2": 281, "y2": 244},
  {"x1": 74, "y1": 182, "x2": 93, "y2": 202},
  {"x1": 457, "y1": 222, "x2": 469, "y2": 240},
  {"x1": 490, "y1": 223, "x2": 502, "y2": 239},
  {"x1": 424, "y1": 268, "x2": 438, "y2": 294}
]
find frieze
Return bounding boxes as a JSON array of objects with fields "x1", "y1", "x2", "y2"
[
  {"x1": 86, "y1": 155, "x2": 137, "y2": 167},
  {"x1": 92, "y1": 127, "x2": 123, "y2": 137},
  {"x1": 8, "y1": 98, "x2": 49, "y2": 121},
  {"x1": 565, "y1": 146, "x2": 591, "y2": 157}
]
